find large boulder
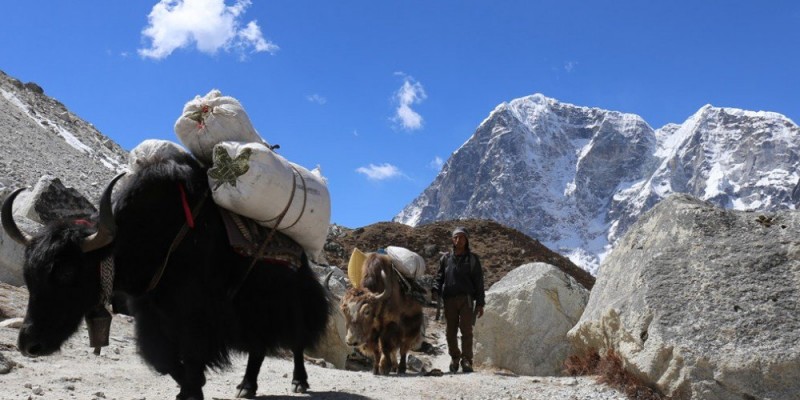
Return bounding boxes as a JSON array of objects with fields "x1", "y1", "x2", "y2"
[
  {"x1": 474, "y1": 262, "x2": 589, "y2": 376},
  {"x1": 568, "y1": 194, "x2": 800, "y2": 399},
  {"x1": 0, "y1": 176, "x2": 96, "y2": 286}
]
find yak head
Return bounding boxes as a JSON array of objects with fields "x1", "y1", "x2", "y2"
[
  {"x1": 2, "y1": 174, "x2": 122, "y2": 357},
  {"x1": 340, "y1": 269, "x2": 392, "y2": 348}
]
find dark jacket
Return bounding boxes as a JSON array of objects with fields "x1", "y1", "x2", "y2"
[{"x1": 435, "y1": 251, "x2": 485, "y2": 307}]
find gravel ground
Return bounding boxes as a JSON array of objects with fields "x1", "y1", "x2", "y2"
[{"x1": 0, "y1": 314, "x2": 625, "y2": 400}]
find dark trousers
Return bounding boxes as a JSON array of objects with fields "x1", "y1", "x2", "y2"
[{"x1": 443, "y1": 295, "x2": 474, "y2": 361}]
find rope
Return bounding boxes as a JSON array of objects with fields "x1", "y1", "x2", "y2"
[
  {"x1": 256, "y1": 165, "x2": 308, "y2": 230},
  {"x1": 228, "y1": 170, "x2": 299, "y2": 299}
]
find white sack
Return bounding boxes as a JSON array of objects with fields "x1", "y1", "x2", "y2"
[
  {"x1": 208, "y1": 141, "x2": 331, "y2": 258},
  {"x1": 385, "y1": 246, "x2": 426, "y2": 279},
  {"x1": 174, "y1": 89, "x2": 266, "y2": 164},
  {"x1": 129, "y1": 139, "x2": 190, "y2": 172}
]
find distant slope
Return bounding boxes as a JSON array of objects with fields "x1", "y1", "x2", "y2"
[
  {"x1": 322, "y1": 219, "x2": 594, "y2": 291},
  {"x1": 0, "y1": 70, "x2": 128, "y2": 200}
]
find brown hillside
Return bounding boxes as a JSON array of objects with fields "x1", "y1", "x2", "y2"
[{"x1": 322, "y1": 219, "x2": 594, "y2": 291}]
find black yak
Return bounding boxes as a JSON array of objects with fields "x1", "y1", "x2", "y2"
[{"x1": 3, "y1": 150, "x2": 331, "y2": 400}]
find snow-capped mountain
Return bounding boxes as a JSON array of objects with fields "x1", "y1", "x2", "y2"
[
  {"x1": 394, "y1": 94, "x2": 800, "y2": 274},
  {"x1": 0, "y1": 70, "x2": 127, "y2": 201}
]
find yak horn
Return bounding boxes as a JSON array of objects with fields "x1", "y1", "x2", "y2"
[
  {"x1": 80, "y1": 172, "x2": 125, "y2": 252},
  {"x1": 374, "y1": 269, "x2": 394, "y2": 302},
  {"x1": 2, "y1": 188, "x2": 33, "y2": 245},
  {"x1": 323, "y1": 270, "x2": 342, "y2": 301},
  {"x1": 324, "y1": 270, "x2": 335, "y2": 289}
]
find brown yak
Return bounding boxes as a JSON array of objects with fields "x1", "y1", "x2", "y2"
[{"x1": 340, "y1": 253, "x2": 424, "y2": 375}]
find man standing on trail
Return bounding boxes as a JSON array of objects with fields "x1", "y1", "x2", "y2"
[{"x1": 434, "y1": 226, "x2": 485, "y2": 373}]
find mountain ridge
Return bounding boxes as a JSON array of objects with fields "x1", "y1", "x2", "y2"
[{"x1": 396, "y1": 93, "x2": 800, "y2": 273}]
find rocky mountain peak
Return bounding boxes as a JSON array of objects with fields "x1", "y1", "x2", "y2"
[{"x1": 396, "y1": 94, "x2": 800, "y2": 274}]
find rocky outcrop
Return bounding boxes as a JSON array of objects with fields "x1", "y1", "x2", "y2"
[
  {"x1": 475, "y1": 263, "x2": 589, "y2": 376},
  {"x1": 568, "y1": 194, "x2": 800, "y2": 399}
]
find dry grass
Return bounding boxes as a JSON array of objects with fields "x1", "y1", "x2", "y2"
[{"x1": 565, "y1": 349, "x2": 670, "y2": 400}]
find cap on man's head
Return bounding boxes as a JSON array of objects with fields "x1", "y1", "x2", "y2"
[{"x1": 452, "y1": 227, "x2": 468, "y2": 238}]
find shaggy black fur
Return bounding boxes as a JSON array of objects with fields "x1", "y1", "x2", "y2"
[{"x1": 16, "y1": 152, "x2": 331, "y2": 400}]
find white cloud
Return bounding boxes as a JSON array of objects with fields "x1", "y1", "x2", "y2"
[
  {"x1": 307, "y1": 94, "x2": 327, "y2": 105},
  {"x1": 356, "y1": 163, "x2": 403, "y2": 181},
  {"x1": 392, "y1": 74, "x2": 427, "y2": 131},
  {"x1": 564, "y1": 61, "x2": 578, "y2": 72},
  {"x1": 429, "y1": 156, "x2": 444, "y2": 170},
  {"x1": 138, "y1": 0, "x2": 279, "y2": 60}
]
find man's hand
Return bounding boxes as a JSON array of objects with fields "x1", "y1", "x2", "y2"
[{"x1": 476, "y1": 305, "x2": 484, "y2": 319}]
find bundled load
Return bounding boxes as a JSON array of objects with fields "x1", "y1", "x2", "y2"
[
  {"x1": 173, "y1": 90, "x2": 331, "y2": 259},
  {"x1": 174, "y1": 89, "x2": 267, "y2": 164},
  {"x1": 384, "y1": 246, "x2": 426, "y2": 279},
  {"x1": 208, "y1": 141, "x2": 330, "y2": 258},
  {"x1": 346, "y1": 246, "x2": 426, "y2": 288},
  {"x1": 129, "y1": 139, "x2": 191, "y2": 172}
]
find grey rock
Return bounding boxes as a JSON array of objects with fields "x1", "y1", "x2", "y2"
[
  {"x1": 475, "y1": 262, "x2": 589, "y2": 376},
  {"x1": 568, "y1": 194, "x2": 800, "y2": 399},
  {"x1": 25, "y1": 175, "x2": 96, "y2": 223}
]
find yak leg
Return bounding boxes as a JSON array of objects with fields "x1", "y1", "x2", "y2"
[
  {"x1": 290, "y1": 346, "x2": 310, "y2": 393},
  {"x1": 175, "y1": 360, "x2": 206, "y2": 400},
  {"x1": 378, "y1": 340, "x2": 394, "y2": 375},
  {"x1": 134, "y1": 308, "x2": 188, "y2": 394},
  {"x1": 371, "y1": 349, "x2": 381, "y2": 375},
  {"x1": 235, "y1": 348, "x2": 265, "y2": 398},
  {"x1": 397, "y1": 337, "x2": 415, "y2": 374},
  {"x1": 397, "y1": 351, "x2": 408, "y2": 374}
]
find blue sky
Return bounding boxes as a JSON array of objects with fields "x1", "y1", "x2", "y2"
[{"x1": 1, "y1": 1, "x2": 798, "y2": 228}]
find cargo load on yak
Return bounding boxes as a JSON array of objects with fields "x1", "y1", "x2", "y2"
[
  {"x1": 208, "y1": 141, "x2": 331, "y2": 259},
  {"x1": 385, "y1": 246, "x2": 426, "y2": 279},
  {"x1": 347, "y1": 246, "x2": 426, "y2": 285},
  {"x1": 174, "y1": 89, "x2": 268, "y2": 164},
  {"x1": 346, "y1": 247, "x2": 427, "y2": 305},
  {"x1": 172, "y1": 90, "x2": 331, "y2": 260}
]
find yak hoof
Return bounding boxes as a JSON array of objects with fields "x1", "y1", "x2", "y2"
[
  {"x1": 291, "y1": 380, "x2": 309, "y2": 393},
  {"x1": 176, "y1": 394, "x2": 203, "y2": 400},
  {"x1": 235, "y1": 383, "x2": 257, "y2": 399}
]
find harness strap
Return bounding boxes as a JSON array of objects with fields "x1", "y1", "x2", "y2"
[
  {"x1": 177, "y1": 183, "x2": 195, "y2": 228},
  {"x1": 146, "y1": 189, "x2": 210, "y2": 292},
  {"x1": 99, "y1": 256, "x2": 114, "y2": 305},
  {"x1": 228, "y1": 170, "x2": 299, "y2": 299}
]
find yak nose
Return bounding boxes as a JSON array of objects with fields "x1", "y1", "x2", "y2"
[
  {"x1": 17, "y1": 324, "x2": 43, "y2": 357},
  {"x1": 344, "y1": 331, "x2": 359, "y2": 347}
]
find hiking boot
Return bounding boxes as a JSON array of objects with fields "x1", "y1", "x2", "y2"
[
  {"x1": 460, "y1": 359, "x2": 473, "y2": 373},
  {"x1": 449, "y1": 358, "x2": 460, "y2": 373}
]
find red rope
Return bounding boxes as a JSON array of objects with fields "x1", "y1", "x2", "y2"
[{"x1": 177, "y1": 184, "x2": 195, "y2": 229}]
